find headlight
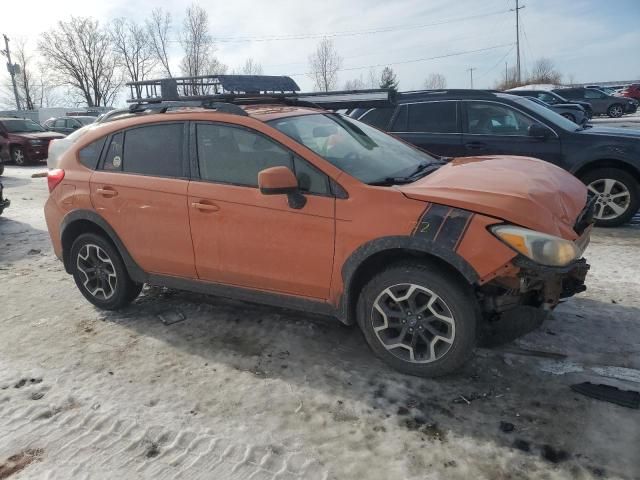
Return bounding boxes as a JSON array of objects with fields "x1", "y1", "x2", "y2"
[
  {"x1": 491, "y1": 225, "x2": 582, "y2": 267},
  {"x1": 29, "y1": 139, "x2": 43, "y2": 145}
]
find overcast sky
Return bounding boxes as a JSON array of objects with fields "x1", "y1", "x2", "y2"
[{"x1": 1, "y1": 0, "x2": 639, "y2": 100}]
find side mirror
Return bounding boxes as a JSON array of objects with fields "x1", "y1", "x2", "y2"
[
  {"x1": 528, "y1": 123, "x2": 550, "y2": 139},
  {"x1": 258, "y1": 166, "x2": 306, "y2": 209}
]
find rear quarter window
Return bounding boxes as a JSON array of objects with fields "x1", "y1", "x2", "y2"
[{"x1": 78, "y1": 137, "x2": 107, "y2": 169}]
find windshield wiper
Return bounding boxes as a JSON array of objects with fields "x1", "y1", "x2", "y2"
[{"x1": 368, "y1": 162, "x2": 444, "y2": 186}]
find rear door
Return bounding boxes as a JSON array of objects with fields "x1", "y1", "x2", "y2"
[
  {"x1": 583, "y1": 89, "x2": 609, "y2": 114},
  {"x1": 90, "y1": 122, "x2": 196, "y2": 278},
  {"x1": 188, "y1": 121, "x2": 335, "y2": 299},
  {"x1": 461, "y1": 100, "x2": 562, "y2": 164},
  {"x1": 53, "y1": 119, "x2": 69, "y2": 134},
  {"x1": 389, "y1": 101, "x2": 464, "y2": 157}
]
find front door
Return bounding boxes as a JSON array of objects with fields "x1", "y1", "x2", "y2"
[
  {"x1": 462, "y1": 101, "x2": 562, "y2": 165},
  {"x1": 390, "y1": 101, "x2": 465, "y2": 157},
  {"x1": 188, "y1": 122, "x2": 335, "y2": 299},
  {"x1": 90, "y1": 122, "x2": 196, "y2": 278}
]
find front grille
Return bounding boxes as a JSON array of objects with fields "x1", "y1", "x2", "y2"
[{"x1": 574, "y1": 194, "x2": 596, "y2": 235}]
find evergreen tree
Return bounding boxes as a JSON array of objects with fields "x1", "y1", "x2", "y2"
[{"x1": 379, "y1": 66, "x2": 399, "y2": 91}]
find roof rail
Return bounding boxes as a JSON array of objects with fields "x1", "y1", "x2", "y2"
[{"x1": 398, "y1": 89, "x2": 497, "y2": 98}]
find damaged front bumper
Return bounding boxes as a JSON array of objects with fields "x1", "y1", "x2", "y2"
[{"x1": 480, "y1": 256, "x2": 590, "y2": 318}]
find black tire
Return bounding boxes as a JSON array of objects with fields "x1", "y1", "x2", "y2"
[
  {"x1": 70, "y1": 233, "x2": 142, "y2": 310},
  {"x1": 11, "y1": 146, "x2": 28, "y2": 166},
  {"x1": 607, "y1": 103, "x2": 624, "y2": 118},
  {"x1": 0, "y1": 163, "x2": 4, "y2": 176},
  {"x1": 581, "y1": 167, "x2": 639, "y2": 227},
  {"x1": 357, "y1": 261, "x2": 478, "y2": 377},
  {"x1": 561, "y1": 113, "x2": 576, "y2": 123}
]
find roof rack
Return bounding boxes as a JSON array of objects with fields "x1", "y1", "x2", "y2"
[
  {"x1": 398, "y1": 89, "x2": 497, "y2": 99},
  {"x1": 126, "y1": 75, "x2": 396, "y2": 112}
]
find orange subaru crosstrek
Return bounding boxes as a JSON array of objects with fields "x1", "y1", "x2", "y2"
[{"x1": 44, "y1": 84, "x2": 593, "y2": 376}]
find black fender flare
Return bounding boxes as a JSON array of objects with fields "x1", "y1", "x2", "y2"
[
  {"x1": 337, "y1": 235, "x2": 480, "y2": 324},
  {"x1": 60, "y1": 209, "x2": 147, "y2": 283}
]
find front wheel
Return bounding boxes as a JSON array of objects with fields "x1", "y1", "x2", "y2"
[
  {"x1": 582, "y1": 168, "x2": 639, "y2": 227},
  {"x1": 607, "y1": 104, "x2": 624, "y2": 118},
  {"x1": 357, "y1": 262, "x2": 478, "y2": 377},
  {"x1": 11, "y1": 146, "x2": 27, "y2": 166},
  {"x1": 70, "y1": 233, "x2": 142, "y2": 310}
]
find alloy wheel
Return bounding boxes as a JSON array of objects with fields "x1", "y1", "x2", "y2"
[
  {"x1": 76, "y1": 243, "x2": 117, "y2": 300},
  {"x1": 609, "y1": 105, "x2": 623, "y2": 118},
  {"x1": 13, "y1": 149, "x2": 25, "y2": 166},
  {"x1": 588, "y1": 178, "x2": 631, "y2": 221},
  {"x1": 371, "y1": 284, "x2": 456, "y2": 364}
]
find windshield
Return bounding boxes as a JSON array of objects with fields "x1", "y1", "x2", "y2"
[
  {"x1": 268, "y1": 113, "x2": 437, "y2": 184},
  {"x1": 507, "y1": 96, "x2": 582, "y2": 131},
  {"x1": 2, "y1": 119, "x2": 46, "y2": 133}
]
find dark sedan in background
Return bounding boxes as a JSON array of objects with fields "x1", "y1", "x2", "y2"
[
  {"x1": 43, "y1": 116, "x2": 96, "y2": 135},
  {"x1": 553, "y1": 87, "x2": 638, "y2": 118},
  {"x1": 349, "y1": 89, "x2": 640, "y2": 226},
  {"x1": 507, "y1": 89, "x2": 593, "y2": 120}
]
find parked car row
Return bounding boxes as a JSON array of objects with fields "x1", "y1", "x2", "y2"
[
  {"x1": 350, "y1": 89, "x2": 639, "y2": 227},
  {"x1": 553, "y1": 87, "x2": 638, "y2": 118}
]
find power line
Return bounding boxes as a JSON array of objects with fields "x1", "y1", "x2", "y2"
[
  {"x1": 196, "y1": 9, "x2": 512, "y2": 43},
  {"x1": 477, "y1": 44, "x2": 516, "y2": 79},
  {"x1": 286, "y1": 43, "x2": 515, "y2": 77}
]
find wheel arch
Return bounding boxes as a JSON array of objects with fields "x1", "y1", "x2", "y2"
[
  {"x1": 60, "y1": 210, "x2": 146, "y2": 283},
  {"x1": 338, "y1": 236, "x2": 479, "y2": 325},
  {"x1": 573, "y1": 158, "x2": 640, "y2": 183}
]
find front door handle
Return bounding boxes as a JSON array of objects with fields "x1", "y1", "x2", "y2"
[
  {"x1": 465, "y1": 142, "x2": 487, "y2": 150},
  {"x1": 191, "y1": 201, "x2": 220, "y2": 212},
  {"x1": 96, "y1": 187, "x2": 118, "y2": 198}
]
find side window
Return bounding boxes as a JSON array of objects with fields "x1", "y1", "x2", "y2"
[
  {"x1": 196, "y1": 123, "x2": 292, "y2": 187},
  {"x1": 78, "y1": 137, "x2": 106, "y2": 169},
  {"x1": 537, "y1": 92, "x2": 557, "y2": 104},
  {"x1": 390, "y1": 105, "x2": 408, "y2": 131},
  {"x1": 407, "y1": 102, "x2": 458, "y2": 133},
  {"x1": 558, "y1": 90, "x2": 577, "y2": 99},
  {"x1": 122, "y1": 124, "x2": 183, "y2": 177},
  {"x1": 466, "y1": 102, "x2": 535, "y2": 136},
  {"x1": 359, "y1": 107, "x2": 395, "y2": 130},
  {"x1": 54, "y1": 119, "x2": 65, "y2": 128},
  {"x1": 293, "y1": 157, "x2": 330, "y2": 195},
  {"x1": 103, "y1": 132, "x2": 123, "y2": 171},
  {"x1": 584, "y1": 89, "x2": 604, "y2": 99}
]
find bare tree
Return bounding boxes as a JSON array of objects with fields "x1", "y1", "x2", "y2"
[
  {"x1": 241, "y1": 58, "x2": 263, "y2": 75},
  {"x1": 366, "y1": 68, "x2": 378, "y2": 89},
  {"x1": 424, "y1": 73, "x2": 447, "y2": 89},
  {"x1": 494, "y1": 65, "x2": 521, "y2": 90},
  {"x1": 180, "y1": 3, "x2": 227, "y2": 90},
  {"x1": 7, "y1": 39, "x2": 38, "y2": 110},
  {"x1": 111, "y1": 18, "x2": 157, "y2": 85},
  {"x1": 39, "y1": 17, "x2": 121, "y2": 107},
  {"x1": 146, "y1": 8, "x2": 173, "y2": 77},
  {"x1": 308, "y1": 37, "x2": 343, "y2": 92},
  {"x1": 343, "y1": 76, "x2": 365, "y2": 90},
  {"x1": 528, "y1": 58, "x2": 562, "y2": 85}
]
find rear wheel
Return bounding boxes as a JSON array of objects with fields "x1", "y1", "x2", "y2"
[
  {"x1": 70, "y1": 233, "x2": 142, "y2": 309},
  {"x1": 11, "y1": 146, "x2": 27, "y2": 166},
  {"x1": 582, "y1": 168, "x2": 639, "y2": 227},
  {"x1": 357, "y1": 262, "x2": 478, "y2": 377},
  {"x1": 607, "y1": 104, "x2": 624, "y2": 118}
]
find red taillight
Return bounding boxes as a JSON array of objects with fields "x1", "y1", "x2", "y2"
[{"x1": 48, "y1": 169, "x2": 65, "y2": 192}]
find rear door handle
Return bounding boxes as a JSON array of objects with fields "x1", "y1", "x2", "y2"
[
  {"x1": 465, "y1": 142, "x2": 487, "y2": 150},
  {"x1": 96, "y1": 187, "x2": 118, "y2": 198},
  {"x1": 191, "y1": 201, "x2": 220, "y2": 212}
]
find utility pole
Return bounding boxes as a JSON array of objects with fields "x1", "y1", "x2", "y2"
[
  {"x1": 2, "y1": 34, "x2": 21, "y2": 111},
  {"x1": 505, "y1": 62, "x2": 508, "y2": 85},
  {"x1": 511, "y1": 0, "x2": 525, "y2": 84},
  {"x1": 467, "y1": 67, "x2": 476, "y2": 89}
]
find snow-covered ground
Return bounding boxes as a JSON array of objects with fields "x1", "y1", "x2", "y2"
[{"x1": 1, "y1": 166, "x2": 639, "y2": 479}]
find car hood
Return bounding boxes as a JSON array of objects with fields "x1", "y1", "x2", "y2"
[
  {"x1": 397, "y1": 156, "x2": 587, "y2": 240},
  {"x1": 578, "y1": 126, "x2": 640, "y2": 139},
  {"x1": 12, "y1": 132, "x2": 65, "y2": 140}
]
